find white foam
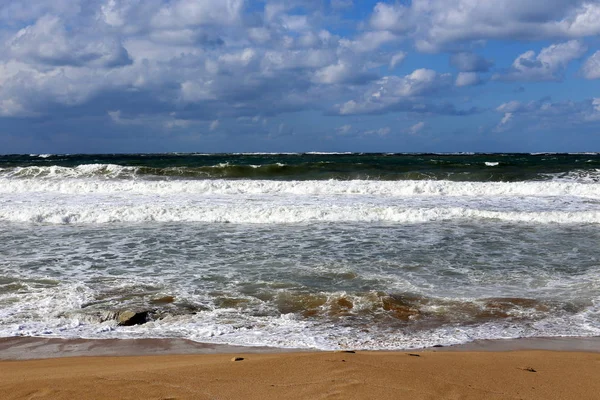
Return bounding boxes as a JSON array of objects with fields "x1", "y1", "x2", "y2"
[
  {"x1": 485, "y1": 162, "x2": 499, "y2": 166},
  {"x1": 0, "y1": 201, "x2": 599, "y2": 225},
  {"x1": 1, "y1": 175, "x2": 599, "y2": 225},
  {"x1": 28, "y1": 154, "x2": 53, "y2": 158},
  {"x1": 1, "y1": 287, "x2": 598, "y2": 350},
  {"x1": 1, "y1": 176, "x2": 599, "y2": 198}
]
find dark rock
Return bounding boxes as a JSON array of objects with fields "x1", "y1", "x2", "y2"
[
  {"x1": 408, "y1": 353, "x2": 421, "y2": 357},
  {"x1": 117, "y1": 310, "x2": 150, "y2": 326},
  {"x1": 231, "y1": 357, "x2": 244, "y2": 362}
]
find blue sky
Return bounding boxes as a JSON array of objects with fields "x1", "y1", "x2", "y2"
[{"x1": 1, "y1": 0, "x2": 599, "y2": 153}]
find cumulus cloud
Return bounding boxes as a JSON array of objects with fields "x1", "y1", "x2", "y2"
[
  {"x1": 495, "y1": 97, "x2": 600, "y2": 125},
  {"x1": 370, "y1": 2, "x2": 409, "y2": 33},
  {"x1": 150, "y1": 0, "x2": 244, "y2": 28},
  {"x1": 0, "y1": 0, "x2": 80, "y2": 23},
  {"x1": 0, "y1": 0, "x2": 599, "y2": 151},
  {"x1": 494, "y1": 40, "x2": 587, "y2": 81},
  {"x1": 7, "y1": 15, "x2": 132, "y2": 68},
  {"x1": 450, "y1": 53, "x2": 493, "y2": 72},
  {"x1": 0, "y1": 0, "x2": 403, "y2": 121},
  {"x1": 340, "y1": 30, "x2": 398, "y2": 53},
  {"x1": 368, "y1": 1, "x2": 600, "y2": 51},
  {"x1": 581, "y1": 51, "x2": 600, "y2": 79},
  {"x1": 313, "y1": 60, "x2": 376, "y2": 85},
  {"x1": 455, "y1": 72, "x2": 481, "y2": 87},
  {"x1": 337, "y1": 69, "x2": 454, "y2": 115}
]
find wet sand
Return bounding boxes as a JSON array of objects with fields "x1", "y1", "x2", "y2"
[{"x1": 1, "y1": 337, "x2": 599, "y2": 399}]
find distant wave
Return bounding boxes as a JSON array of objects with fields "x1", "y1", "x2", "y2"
[
  {"x1": 28, "y1": 154, "x2": 54, "y2": 158},
  {"x1": 2, "y1": 163, "x2": 600, "y2": 182}
]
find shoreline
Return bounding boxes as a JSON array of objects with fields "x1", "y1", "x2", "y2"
[{"x1": 1, "y1": 335, "x2": 599, "y2": 360}]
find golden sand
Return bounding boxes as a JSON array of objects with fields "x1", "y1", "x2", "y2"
[{"x1": 1, "y1": 350, "x2": 599, "y2": 399}]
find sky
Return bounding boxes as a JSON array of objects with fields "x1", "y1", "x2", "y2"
[{"x1": 1, "y1": 0, "x2": 600, "y2": 154}]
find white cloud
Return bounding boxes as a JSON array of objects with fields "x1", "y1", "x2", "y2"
[
  {"x1": 164, "y1": 118, "x2": 194, "y2": 129},
  {"x1": 151, "y1": 0, "x2": 244, "y2": 28},
  {"x1": 209, "y1": 120, "x2": 220, "y2": 131},
  {"x1": 455, "y1": 72, "x2": 481, "y2": 87},
  {"x1": 495, "y1": 97, "x2": 600, "y2": 126},
  {"x1": 0, "y1": 98, "x2": 28, "y2": 117},
  {"x1": 337, "y1": 68, "x2": 453, "y2": 115},
  {"x1": 495, "y1": 40, "x2": 587, "y2": 81},
  {"x1": 500, "y1": 113, "x2": 513, "y2": 125},
  {"x1": 280, "y1": 14, "x2": 310, "y2": 32},
  {"x1": 368, "y1": 1, "x2": 600, "y2": 52},
  {"x1": 389, "y1": 52, "x2": 407, "y2": 68},
  {"x1": 0, "y1": 0, "x2": 597, "y2": 148},
  {"x1": 382, "y1": 69, "x2": 449, "y2": 97},
  {"x1": 313, "y1": 61, "x2": 353, "y2": 84},
  {"x1": 558, "y1": 3, "x2": 600, "y2": 36},
  {"x1": 494, "y1": 112, "x2": 513, "y2": 132},
  {"x1": 7, "y1": 15, "x2": 131, "y2": 68},
  {"x1": 340, "y1": 30, "x2": 398, "y2": 53},
  {"x1": 336, "y1": 124, "x2": 352, "y2": 135},
  {"x1": 0, "y1": 0, "x2": 79, "y2": 23},
  {"x1": 450, "y1": 53, "x2": 493, "y2": 72},
  {"x1": 496, "y1": 100, "x2": 526, "y2": 114},
  {"x1": 363, "y1": 127, "x2": 391, "y2": 136},
  {"x1": 582, "y1": 51, "x2": 600, "y2": 79},
  {"x1": 408, "y1": 121, "x2": 425, "y2": 135},
  {"x1": 370, "y1": 3, "x2": 409, "y2": 32},
  {"x1": 180, "y1": 80, "x2": 216, "y2": 102},
  {"x1": 312, "y1": 57, "x2": 375, "y2": 85}
]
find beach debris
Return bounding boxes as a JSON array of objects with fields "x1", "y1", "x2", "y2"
[
  {"x1": 408, "y1": 353, "x2": 421, "y2": 357},
  {"x1": 335, "y1": 350, "x2": 356, "y2": 353},
  {"x1": 521, "y1": 367, "x2": 537, "y2": 373},
  {"x1": 231, "y1": 357, "x2": 245, "y2": 362},
  {"x1": 117, "y1": 310, "x2": 150, "y2": 326}
]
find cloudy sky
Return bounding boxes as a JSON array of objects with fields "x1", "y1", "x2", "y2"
[{"x1": 1, "y1": 0, "x2": 600, "y2": 153}]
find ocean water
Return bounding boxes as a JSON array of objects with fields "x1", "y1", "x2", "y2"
[{"x1": 0, "y1": 153, "x2": 599, "y2": 350}]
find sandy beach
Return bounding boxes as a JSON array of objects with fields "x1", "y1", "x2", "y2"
[{"x1": 1, "y1": 338, "x2": 599, "y2": 400}]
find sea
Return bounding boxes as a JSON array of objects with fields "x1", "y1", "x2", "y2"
[{"x1": 0, "y1": 152, "x2": 599, "y2": 350}]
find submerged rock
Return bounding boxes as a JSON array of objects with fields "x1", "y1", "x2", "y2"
[{"x1": 150, "y1": 295, "x2": 176, "y2": 305}]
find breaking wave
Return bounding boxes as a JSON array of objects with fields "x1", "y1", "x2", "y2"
[{"x1": 2, "y1": 162, "x2": 600, "y2": 182}]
